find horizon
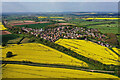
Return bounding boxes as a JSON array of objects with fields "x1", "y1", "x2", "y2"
[{"x1": 2, "y1": 2, "x2": 118, "y2": 13}]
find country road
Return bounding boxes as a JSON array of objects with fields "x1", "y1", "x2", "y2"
[{"x1": 2, "y1": 60, "x2": 115, "y2": 74}]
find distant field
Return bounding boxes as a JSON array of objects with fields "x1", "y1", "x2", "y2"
[
  {"x1": 55, "y1": 39, "x2": 119, "y2": 65},
  {"x1": 87, "y1": 23, "x2": 118, "y2": 34},
  {"x1": 2, "y1": 43, "x2": 88, "y2": 67},
  {"x1": 14, "y1": 23, "x2": 53, "y2": 29},
  {"x1": 50, "y1": 17, "x2": 64, "y2": 18},
  {"x1": 2, "y1": 64, "x2": 118, "y2": 78},
  {"x1": 38, "y1": 16, "x2": 48, "y2": 18},
  {"x1": 8, "y1": 20, "x2": 35, "y2": 24},
  {"x1": 84, "y1": 18, "x2": 120, "y2": 20},
  {"x1": 69, "y1": 19, "x2": 116, "y2": 26},
  {"x1": 69, "y1": 19, "x2": 118, "y2": 34}
]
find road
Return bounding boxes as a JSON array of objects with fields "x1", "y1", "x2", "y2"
[{"x1": 2, "y1": 60, "x2": 115, "y2": 74}]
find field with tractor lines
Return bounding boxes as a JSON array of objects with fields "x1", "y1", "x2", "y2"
[{"x1": 55, "y1": 39, "x2": 119, "y2": 65}]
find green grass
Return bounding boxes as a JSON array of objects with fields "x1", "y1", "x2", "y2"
[
  {"x1": 14, "y1": 23, "x2": 53, "y2": 29},
  {"x1": 69, "y1": 19, "x2": 117, "y2": 25},
  {"x1": 69, "y1": 19, "x2": 110, "y2": 26},
  {"x1": 88, "y1": 24, "x2": 118, "y2": 34},
  {"x1": 68, "y1": 19, "x2": 118, "y2": 34},
  {"x1": 7, "y1": 37, "x2": 22, "y2": 44}
]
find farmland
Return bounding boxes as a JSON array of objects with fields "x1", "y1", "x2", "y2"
[
  {"x1": 0, "y1": 25, "x2": 7, "y2": 31},
  {"x1": 50, "y1": 17, "x2": 64, "y2": 18},
  {"x1": 1, "y1": 12, "x2": 120, "y2": 78},
  {"x1": 55, "y1": 39, "x2": 119, "y2": 65},
  {"x1": 2, "y1": 64, "x2": 119, "y2": 78},
  {"x1": 112, "y1": 48, "x2": 119, "y2": 55},
  {"x1": 14, "y1": 23, "x2": 53, "y2": 29},
  {"x1": 38, "y1": 16, "x2": 64, "y2": 19},
  {"x1": 38, "y1": 16, "x2": 48, "y2": 18},
  {"x1": 0, "y1": 31, "x2": 11, "y2": 35},
  {"x1": 68, "y1": 19, "x2": 118, "y2": 34},
  {"x1": 0, "y1": 22, "x2": 6, "y2": 30},
  {"x1": 1, "y1": 34, "x2": 20, "y2": 45},
  {"x1": 84, "y1": 18, "x2": 120, "y2": 20},
  {"x1": 87, "y1": 23, "x2": 118, "y2": 34},
  {"x1": 68, "y1": 19, "x2": 116, "y2": 26},
  {"x1": 2, "y1": 43, "x2": 88, "y2": 67}
]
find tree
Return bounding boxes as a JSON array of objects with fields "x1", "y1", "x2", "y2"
[{"x1": 6, "y1": 51, "x2": 13, "y2": 58}]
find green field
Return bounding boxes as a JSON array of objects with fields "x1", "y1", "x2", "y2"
[
  {"x1": 68, "y1": 19, "x2": 118, "y2": 34},
  {"x1": 14, "y1": 23, "x2": 53, "y2": 29},
  {"x1": 69, "y1": 19, "x2": 117, "y2": 25},
  {"x1": 1, "y1": 34, "x2": 20, "y2": 45},
  {"x1": 88, "y1": 24, "x2": 118, "y2": 34}
]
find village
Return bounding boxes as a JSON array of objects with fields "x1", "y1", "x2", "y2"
[{"x1": 21, "y1": 25, "x2": 112, "y2": 47}]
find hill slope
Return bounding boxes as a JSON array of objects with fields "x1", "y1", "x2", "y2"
[{"x1": 55, "y1": 39, "x2": 119, "y2": 65}]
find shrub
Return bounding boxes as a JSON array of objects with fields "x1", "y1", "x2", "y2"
[{"x1": 6, "y1": 51, "x2": 13, "y2": 58}]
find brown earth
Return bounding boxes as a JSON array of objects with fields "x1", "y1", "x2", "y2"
[
  {"x1": 55, "y1": 23, "x2": 75, "y2": 26},
  {"x1": 23, "y1": 20, "x2": 35, "y2": 23},
  {"x1": 0, "y1": 31, "x2": 12, "y2": 35},
  {"x1": 10, "y1": 21, "x2": 50, "y2": 26}
]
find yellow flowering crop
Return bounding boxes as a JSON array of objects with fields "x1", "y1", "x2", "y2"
[
  {"x1": 83, "y1": 18, "x2": 120, "y2": 20},
  {"x1": 55, "y1": 39, "x2": 119, "y2": 65},
  {"x1": 2, "y1": 43, "x2": 88, "y2": 67},
  {"x1": 0, "y1": 22, "x2": 6, "y2": 30},
  {"x1": 50, "y1": 17, "x2": 64, "y2": 18},
  {"x1": 112, "y1": 47, "x2": 119, "y2": 54},
  {"x1": 38, "y1": 16, "x2": 48, "y2": 18},
  {"x1": 2, "y1": 64, "x2": 119, "y2": 78}
]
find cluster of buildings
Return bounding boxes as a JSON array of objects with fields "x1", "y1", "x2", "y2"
[{"x1": 21, "y1": 25, "x2": 111, "y2": 47}]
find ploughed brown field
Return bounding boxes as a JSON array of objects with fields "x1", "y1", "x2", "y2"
[
  {"x1": 10, "y1": 21, "x2": 50, "y2": 26},
  {"x1": 55, "y1": 23, "x2": 75, "y2": 26},
  {"x1": 0, "y1": 31, "x2": 11, "y2": 35}
]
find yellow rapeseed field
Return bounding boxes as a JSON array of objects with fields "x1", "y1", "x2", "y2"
[
  {"x1": 2, "y1": 64, "x2": 119, "y2": 78},
  {"x1": 55, "y1": 39, "x2": 119, "y2": 65},
  {"x1": 2, "y1": 43, "x2": 88, "y2": 67},
  {"x1": 38, "y1": 16, "x2": 48, "y2": 18},
  {"x1": 50, "y1": 17, "x2": 64, "y2": 18},
  {"x1": 0, "y1": 22, "x2": 6, "y2": 30},
  {"x1": 83, "y1": 18, "x2": 120, "y2": 20},
  {"x1": 112, "y1": 47, "x2": 119, "y2": 55}
]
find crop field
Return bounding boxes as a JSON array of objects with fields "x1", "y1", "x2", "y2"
[
  {"x1": 1, "y1": 34, "x2": 20, "y2": 44},
  {"x1": 7, "y1": 37, "x2": 23, "y2": 44},
  {"x1": 0, "y1": 22, "x2": 6, "y2": 30},
  {"x1": 0, "y1": 31, "x2": 12, "y2": 35},
  {"x1": 8, "y1": 20, "x2": 35, "y2": 24},
  {"x1": 69, "y1": 19, "x2": 118, "y2": 34},
  {"x1": 84, "y1": 18, "x2": 120, "y2": 20},
  {"x1": 112, "y1": 48, "x2": 119, "y2": 55},
  {"x1": 38, "y1": 16, "x2": 48, "y2": 18},
  {"x1": 87, "y1": 23, "x2": 118, "y2": 34},
  {"x1": 14, "y1": 23, "x2": 53, "y2": 29},
  {"x1": 2, "y1": 43, "x2": 88, "y2": 67},
  {"x1": 2, "y1": 64, "x2": 119, "y2": 78},
  {"x1": 50, "y1": 17, "x2": 64, "y2": 18},
  {"x1": 55, "y1": 39, "x2": 119, "y2": 65},
  {"x1": 69, "y1": 19, "x2": 116, "y2": 26},
  {"x1": 38, "y1": 16, "x2": 64, "y2": 19}
]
